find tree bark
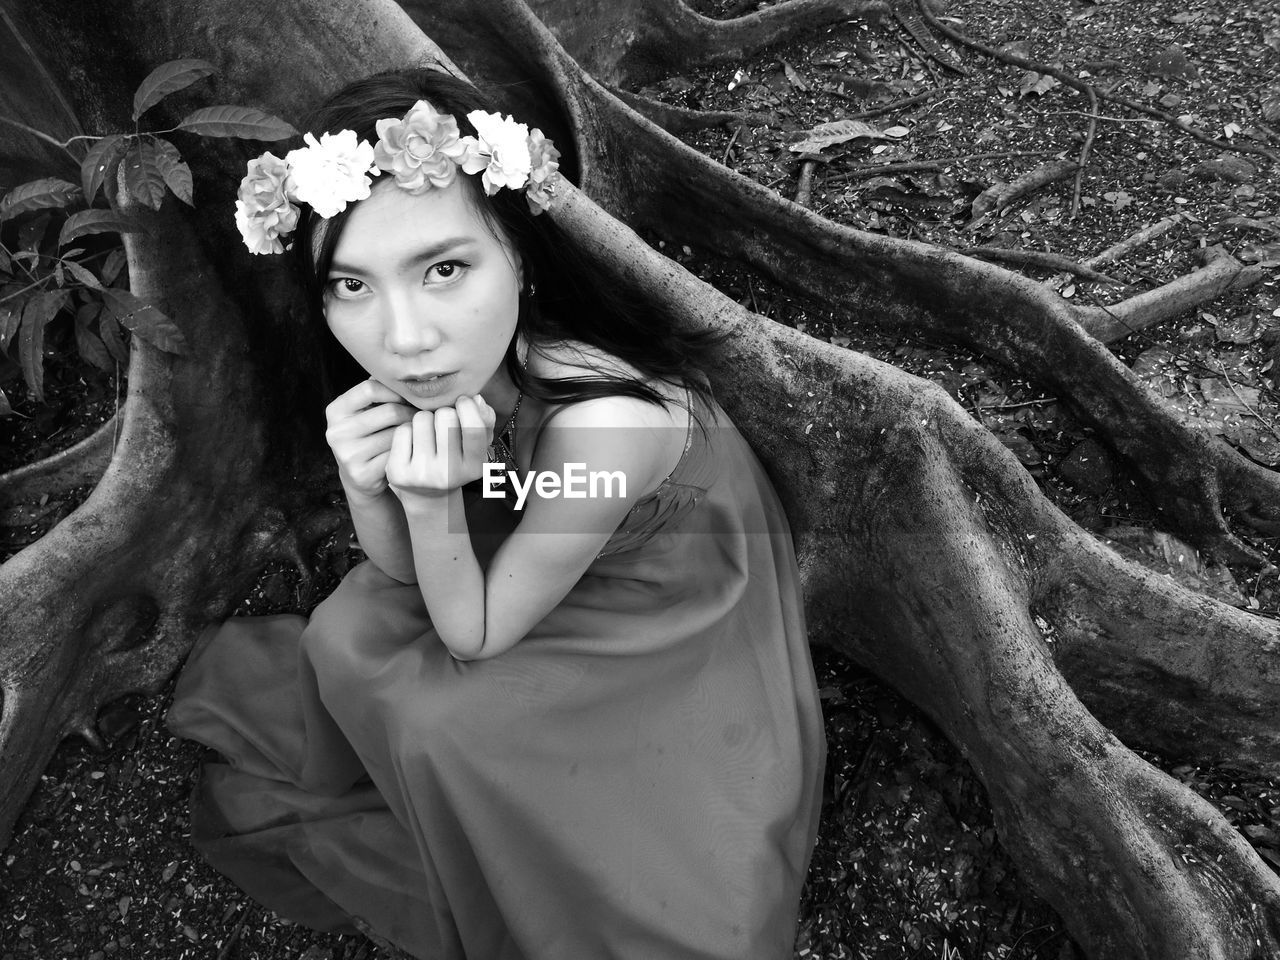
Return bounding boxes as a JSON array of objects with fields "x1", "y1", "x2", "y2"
[{"x1": 1, "y1": 1, "x2": 1279, "y2": 957}]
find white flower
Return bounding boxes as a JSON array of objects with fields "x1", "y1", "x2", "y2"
[
  {"x1": 466, "y1": 110, "x2": 533, "y2": 195},
  {"x1": 524, "y1": 128, "x2": 561, "y2": 215},
  {"x1": 234, "y1": 152, "x2": 300, "y2": 255},
  {"x1": 374, "y1": 100, "x2": 474, "y2": 192},
  {"x1": 284, "y1": 130, "x2": 378, "y2": 219}
]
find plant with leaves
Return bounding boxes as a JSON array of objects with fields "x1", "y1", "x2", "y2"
[{"x1": 0, "y1": 58, "x2": 296, "y2": 416}]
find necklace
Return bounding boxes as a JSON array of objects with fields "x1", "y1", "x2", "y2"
[{"x1": 488, "y1": 390, "x2": 523, "y2": 470}]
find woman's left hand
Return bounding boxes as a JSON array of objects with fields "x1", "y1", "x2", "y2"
[{"x1": 387, "y1": 395, "x2": 497, "y2": 507}]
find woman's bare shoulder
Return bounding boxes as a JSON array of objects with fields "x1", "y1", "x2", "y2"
[{"x1": 526, "y1": 340, "x2": 687, "y2": 411}]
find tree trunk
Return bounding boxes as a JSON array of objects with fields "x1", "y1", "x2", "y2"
[{"x1": 1, "y1": 1, "x2": 1278, "y2": 957}]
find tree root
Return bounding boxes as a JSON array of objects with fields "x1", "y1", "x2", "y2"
[
  {"x1": 508, "y1": 20, "x2": 1280, "y2": 561},
  {"x1": 0, "y1": 197, "x2": 273, "y2": 846},
  {"x1": 1075, "y1": 247, "x2": 1266, "y2": 343},
  {"x1": 549, "y1": 182, "x2": 1280, "y2": 957},
  {"x1": 965, "y1": 247, "x2": 1122, "y2": 285},
  {"x1": 477, "y1": 0, "x2": 890, "y2": 84},
  {"x1": 634, "y1": 0, "x2": 890, "y2": 81},
  {"x1": 0, "y1": 414, "x2": 116, "y2": 504},
  {"x1": 9, "y1": 2, "x2": 1280, "y2": 956},
  {"x1": 605, "y1": 86, "x2": 757, "y2": 135}
]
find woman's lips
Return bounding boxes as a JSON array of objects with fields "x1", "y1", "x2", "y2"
[{"x1": 399, "y1": 371, "x2": 458, "y2": 397}]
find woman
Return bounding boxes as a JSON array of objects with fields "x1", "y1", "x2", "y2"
[{"x1": 168, "y1": 66, "x2": 825, "y2": 959}]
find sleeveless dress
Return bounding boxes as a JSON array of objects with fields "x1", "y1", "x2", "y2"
[{"x1": 166, "y1": 392, "x2": 826, "y2": 960}]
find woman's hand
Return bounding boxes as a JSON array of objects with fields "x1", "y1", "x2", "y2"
[
  {"x1": 387, "y1": 395, "x2": 497, "y2": 508},
  {"x1": 324, "y1": 379, "x2": 417, "y2": 500}
]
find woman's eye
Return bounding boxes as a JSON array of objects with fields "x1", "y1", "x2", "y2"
[
  {"x1": 326, "y1": 277, "x2": 366, "y2": 299},
  {"x1": 426, "y1": 261, "x2": 467, "y2": 283}
]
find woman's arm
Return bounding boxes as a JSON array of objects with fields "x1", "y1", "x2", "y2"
[
  {"x1": 325, "y1": 378, "x2": 419, "y2": 583},
  {"x1": 391, "y1": 394, "x2": 683, "y2": 660},
  {"x1": 343, "y1": 485, "x2": 417, "y2": 584}
]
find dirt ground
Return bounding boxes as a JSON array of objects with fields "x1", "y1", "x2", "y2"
[{"x1": 3, "y1": 0, "x2": 1280, "y2": 957}]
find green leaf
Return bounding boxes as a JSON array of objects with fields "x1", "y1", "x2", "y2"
[
  {"x1": 63, "y1": 260, "x2": 104, "y2": 291},
  {"x1": 121, "y1": 141, "x2": 166, "y2": 210},
  {"x1": 98, "y1": 311, "x2": 129, "y2": 363},
  {"x1": 0, "y1": 178, "x2": 82, "y2": 222},
  {"x1": 100, "y1": 287, "x2": 185, "y2": 354},
  {"x1": 0, "y1": 288, "x2": 27, "y2": 351},
  {"x1": 18, "y1": 289, "x2": 69, "y2": 402},
  {"x1": 0, "y1": 245, "x2": 10, "y2": 273},
  {"x1": 102, "y1": 249, "x2": 128, "y2": 285},
  {"x1": 74, "y1": 302, "x2": 113, "y2": 372},
  {"x1": 0, "y1": 385, "x2": 10, "y2": 417},
  {"x1": 176, "y1": 105, "x2": 297, "y2": 140},
  {"x1": 153, "y1": 139, "x2": 194, "y2": 205},
  {"x1": 132, "y1": 59, "x2": 216, "y2": 121},
  {"x1": 19, "y1": 212, "x2": 52, "y2": 254},
  {"x1": 80, "y1": 135, "x2": 130, "y2": 203},
  {"x1": 59, "y1": 209, "x2": 138, "y2": 247}
]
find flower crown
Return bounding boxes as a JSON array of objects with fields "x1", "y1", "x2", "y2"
[{"x1": 235, "y1": 101, "x2": 561, "y2": 255}]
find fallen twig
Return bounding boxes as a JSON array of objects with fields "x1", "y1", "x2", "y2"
[
  {"x1": 964, "y1": 247, "x2": 1124, "y2": 284},
  {"x1": 1218, "y1": 360, "x2": 1280, "y2": 447},
  {"x1": 840, "y1": 88, "x2": 945, "y2": 120},
  {"x1": 968, "y1": 159, "x2": 1079, "y2": 222},
  {"x1": 796, "y1": 159, "x2": 818, "y2": 206},
  {"x1": 826, "y1": 149, "x2": 1061, "y2": 184},
  {"x1": 1072, "y1": 88, "x2": 1099, "y2": 216},
  {"x1": 1084, "y1": 215, "x2": 1183, "y2": 268},
  {"x1": 722, "y1": 123, "x2": 744, "y2": 166}
]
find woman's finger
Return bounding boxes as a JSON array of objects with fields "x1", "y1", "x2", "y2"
[
  {"x1": 455, "y1": 396, "x2": 490, "y2": 462},
  {"x1": 327, "y1": 378, "x2": 400, "y2": 422},
  {"x1": 432, "y1": 408, "x2": 460, "y2": 471},
  {"x1": 348, "y1": 399, "x2": 416, "y2": 434},
  {"x1": 413, "y1": 410, "x2": 438, "y2": 465},
  {"x1": 387, "y1": 421, "x2": 413, "y2": 475}
]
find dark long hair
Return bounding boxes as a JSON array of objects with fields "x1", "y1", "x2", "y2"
[{"x1": 290, "y1": 67, "x2": 720, "y2": 411}]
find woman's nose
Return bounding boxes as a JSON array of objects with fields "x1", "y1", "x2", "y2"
[{"x1": 383, "y1": 293, "x2": 442, "y2": 355}]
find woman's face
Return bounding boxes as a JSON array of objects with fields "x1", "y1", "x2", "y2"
[{"x1": 322, "y1": 177, "x2": 522, "y2": 410}]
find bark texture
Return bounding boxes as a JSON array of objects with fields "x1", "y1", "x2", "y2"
[{"x1": 1, "y1": 1, "x2": 1279, "y2": 957}]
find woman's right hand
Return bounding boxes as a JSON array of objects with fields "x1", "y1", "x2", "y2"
[{"x1": 324, "y1": 379, "x2": 417, "y2": 500}]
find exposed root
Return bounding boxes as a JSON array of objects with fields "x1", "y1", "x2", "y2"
[
  {"x1": 0, "y1": 196, "x2": 275, "y2": 846},
  {"x1": 513, "y1": 28, "x2": 1280, "y2": 560},
  {"x1": 0, "y1": 414, "x2": 116, "y2": 503},
  {"x1": 965, "y1": 246, "x2": 1123, "y2": 285},
  {"x1": 606, "y1": 86, "x2": 756, "y2": 135},
  {"x1": 633, "y1": 0, "x2": 889, "y2": 78},
  {"x1": 546, "y1": 182, "x2": 1280, "y2": 953},
  {"x1": 1074, "y1": 247, "x2": 1266, "y2": 343}
]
